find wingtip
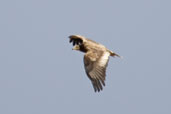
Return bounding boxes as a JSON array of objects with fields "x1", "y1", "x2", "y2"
[{"x1": 68, "y1": 35, "x2": 73, "y2": 38}]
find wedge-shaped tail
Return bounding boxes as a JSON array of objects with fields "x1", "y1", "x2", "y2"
[{"x1": 108, "y1": 50, "x2": 122, "y2": 58}]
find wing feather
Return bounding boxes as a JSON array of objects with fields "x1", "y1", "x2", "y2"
[
  {"x1": 84, "y1": 51, "x2": 110, "y2": 92},
  {"x1": 69, "y1": 35, "x2": 85, "y2": 46}
]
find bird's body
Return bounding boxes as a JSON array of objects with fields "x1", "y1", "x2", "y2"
[{"x1": 69, "y1": 35, "x2": 120, "y2": 92}]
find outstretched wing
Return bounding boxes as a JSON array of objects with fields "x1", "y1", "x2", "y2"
[
  {"x1": 69, "y1": 35, "x2": 86, "y2": 46},
  {"x1": 84, "y1": 51, "x2": 110, "y2": 92}
]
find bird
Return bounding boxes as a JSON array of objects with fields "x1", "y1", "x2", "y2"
[{"x1": 69, "y1": 35, "x2": 121, "y2": 92}]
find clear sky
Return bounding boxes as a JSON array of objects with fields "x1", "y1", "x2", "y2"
[{"x1": 0, "y1": 0, "x2": 170, "y2": 114}]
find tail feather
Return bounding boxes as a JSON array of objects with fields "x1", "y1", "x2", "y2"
[{"x1": 108, "y1": 50, "x2": 122, "y2": 58}]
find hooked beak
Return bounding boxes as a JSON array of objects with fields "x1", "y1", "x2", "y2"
[
  {"x1": 72, "y1": 47, "x2": 76, "y2": 50},
  {"x1": 72, "y1": 45, "x2": 79, "y2": 50}
]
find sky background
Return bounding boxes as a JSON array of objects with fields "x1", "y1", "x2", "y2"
[{"x1": 0, "y1": 0, "x2": 171, "y2": 114}]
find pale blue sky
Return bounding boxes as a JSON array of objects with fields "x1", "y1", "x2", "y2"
[{"x1": 0, "y1": 0, "x2": 170, "y2": 114}]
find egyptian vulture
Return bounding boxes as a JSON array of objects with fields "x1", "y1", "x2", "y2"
[{"x1": 69, "y1": 35, "x2": 120, "y2": 92}]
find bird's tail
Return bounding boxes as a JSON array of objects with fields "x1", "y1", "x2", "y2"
[{"x1": 108, "y1": 50, "x2": 122, "y2": 58}]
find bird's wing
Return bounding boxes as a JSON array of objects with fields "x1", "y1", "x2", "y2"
[
  {"x1": 69, "y1": 35, "x2": 86, "y2": 46},
  {"x1": 84, "y1": 50, "x2": 110, "y2": 92}
]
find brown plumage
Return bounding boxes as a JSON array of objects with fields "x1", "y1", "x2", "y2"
[{"x1": 69, "y1": 35, "x2": 121, "y2": 92}]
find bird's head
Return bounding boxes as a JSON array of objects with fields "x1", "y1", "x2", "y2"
[{"x1": 72, "y1": 45, "x2": 80, "y2": 51}]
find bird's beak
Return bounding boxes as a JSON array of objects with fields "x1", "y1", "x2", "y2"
[
  {"x1": 72, "y1": 47, "x2": 76, "y2": 50},
  {"x1": 72, "y1": 45, "x2": 79, "y2": 50}
]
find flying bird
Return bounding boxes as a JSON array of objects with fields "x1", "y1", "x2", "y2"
[{"x1": 69, "y1": 35, "x2": 121, "y2": 92}]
